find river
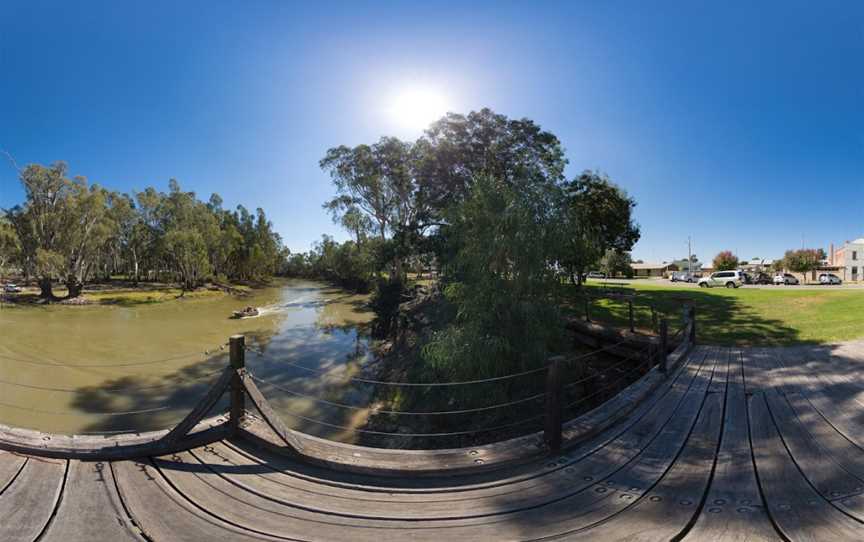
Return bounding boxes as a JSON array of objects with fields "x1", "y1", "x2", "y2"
[{"x1": 0, "y1": 279, "x2": 378, "y2": 442}]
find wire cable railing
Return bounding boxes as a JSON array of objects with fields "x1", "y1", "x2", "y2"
[
  {"x1": 0, "y1": 306, "x2": 695, "y2": 454},
  {"x1": 0, "y1": 342, "x2": 228, "y2": 369}
]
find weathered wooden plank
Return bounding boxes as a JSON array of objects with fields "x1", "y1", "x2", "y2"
[
  {"x1": 684, "y1": 349, "x2": 781, "y2": 541},
  {"x1": 239, "y1": 342, "x2": 698, "y2": 478},
  {"x1": 568, "y1": 389, "x2": 725, "y2": 540},
  {"x1": 748, "y1": 393, "x2": 863, "y2": 540},
  {"x1": 0, "y1": 457, "x2": 66, "y2": 542},
  {"x1": 112, "y1": 459, "x2": 281, "y2": 541},
  {"x1": 150, "y1": 348, "x2": 721, "y2": 540},
  {"x1": 240, "y1": 371, "x2": 304, "y2": 453},
  {"x1": 39, "y1": 460, "x2": 145, "y2": 542},
  {"x1": 0, "y1": 414, "x2": 229, "y2": 460},
  {"x1": 0, "y1": 451, "x2": 27, "y2": 493},
  {"x1": 163, "y1": 365, "x2": 233, "y2": 445},
  {"x1": 229, "y1": 345, "x2": 705, "y2": 505}
]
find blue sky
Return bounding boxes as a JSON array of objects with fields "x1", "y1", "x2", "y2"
[{"x1": 1, "y1": 1, "x2": 862, "y2": 263}]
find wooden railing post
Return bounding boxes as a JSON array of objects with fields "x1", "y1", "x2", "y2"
[
  {"x1": 544, "y1": 356, "x2": 564, "y2": 453},
  {"x1": 688, "y1": 306, "x2": 697, "y2": 345},
  {"x1": 628, "y1": 300, "x2": 635, "y2": 332},
  {"x1": 658, "y1": 319, "x2": 668, "y2": 374},
  {"x1": 229, "y1": 335, "x2": 246, "y2": 435},
  {"x1": 584, "y1": 297, "x2": 591, "y2": 323}
]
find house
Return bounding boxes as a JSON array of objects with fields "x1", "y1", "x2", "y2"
[
  {"x1": 739, "y1": 258, "x2": 774, "y2": 273},
  {"x1": 831, "y1": 239, "x2": 864, "y2": 282},
  {"x1": 631, "y1": 262, "x2": 679, "y2": 278},
  {"x1": 671, "y1": 259, "x2": 703, "y2": 274}
]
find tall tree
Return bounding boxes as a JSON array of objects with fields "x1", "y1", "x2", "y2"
[
  {"x1": 4, "y1": 162, "x2": 114, "y2": 298},
  {"x1": 0, "y1": 217, "x2": 19, "y2": 275},
  {"x1": 600, "y1": 249, "x2": 633, "y2": 278},
  {"x1": 414, "y1": 108, "x2": 568, "y2": 216},
  {"x1": 422, "y1": 175, "x2": 564, "y2": 384},
  {"x1": 782, "y1": 248, "x2": 825, "y2": 283},
  {"x1": 713, "y1": 250, "x2": 739, "y2": 271},
  {"x1": 558, "y1": 171, "x2": 641, "y2": 284}
]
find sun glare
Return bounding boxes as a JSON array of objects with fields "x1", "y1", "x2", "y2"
[{"x1": 388, "y1": 87, "x2": 448, "y2": 132}]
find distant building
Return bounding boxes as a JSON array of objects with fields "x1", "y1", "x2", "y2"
[
  {"x1": 671, "y1": 259, "x2": 702, "y2": 274},
  {"x1": 631, "y1": 262, "x2": 679, "y2": 278},
  {"x1": 831, "y1": 239, "x2": 864, "y2": 282},
  {"x1": 739, "y1": 258, "x2": 774, "y2": 273}
]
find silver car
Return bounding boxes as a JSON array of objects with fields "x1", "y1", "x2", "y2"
[
  {"x1": 698, "y1": 270, "x2": 743, "y2": 288},
  {"x1": 819, "y1": 273, "x2": 842, "y2": 285},
  {"x1": 773, "y1": 273, "x2": 799, "y2": 285}
]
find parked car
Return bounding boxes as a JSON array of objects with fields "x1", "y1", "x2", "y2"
[
  {"x1": 819, "y1": 273, "x2": 842, "y2": 285},
  {"x1": 773, "y1": 273, "x2": 799, "y2": 285},
  {"x1": 670, "y1": 271, "x2": 695, "y2": 283},
  {"x1": 3, "y1": 283, "x2": 21, "y2": 293},
  {"x1": 698, "y1": 270, "x2": 744, "y2": 288},
  {"x1": 586, "y1": 271, "x2": 606, "y2": 279},
  {"x1": 752, "y1": 272, "x2": 772, "y2": 285}
]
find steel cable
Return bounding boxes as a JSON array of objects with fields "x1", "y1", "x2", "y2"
[{"x1": 248, "y1": 372, "x2": 546, "y2": 415}]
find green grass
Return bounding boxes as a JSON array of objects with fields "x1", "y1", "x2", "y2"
[
  {"x1": 564, "y1": 282, "x2": 864, "y2": 346},
  {"x1": 84, "y1": 287, "x2": 225, "y2": 306}
]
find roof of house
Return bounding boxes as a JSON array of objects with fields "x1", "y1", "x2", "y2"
[{"x1": 631, "y1": 262, "x2": 676, "y2": 270}]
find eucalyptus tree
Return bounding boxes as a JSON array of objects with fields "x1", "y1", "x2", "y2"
[
  {"x1": 0, "y1": 217, "x2": 19, "y2": 275},
  {"x1": 5, "y1": 162, "x2": 115, "y2": 298},
  {"x1": 558, "y1": 171, "x2": 641, "y2": 285}
]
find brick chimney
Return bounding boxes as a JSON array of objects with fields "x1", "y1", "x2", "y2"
[{"x1": 830, "y1": 243, "x2": 835, "y2": 265}]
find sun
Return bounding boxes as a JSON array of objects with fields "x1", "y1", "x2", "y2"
[{"x1": 387, "y1": 87, "x2": 448, "y2": 132}]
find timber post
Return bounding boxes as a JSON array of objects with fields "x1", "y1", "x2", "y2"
[
  {"x1": 229, "y1": 335, "x2": 246, "y2": 435},
  {"x1": 659, "y1": 319, "x2": 668, "y2": 375},
  {"x1": 628, "y1": 300, "x2": 635, "y2": 332},
  {"x1": 544, "y1": 356, "x2": 564, "y2": 453},
  {"x1": 584, "y1": 296, "x2": 591, "y2": 323},
  {"x1": 688, "y1": 306, "x2": 697, "y2": 345}
]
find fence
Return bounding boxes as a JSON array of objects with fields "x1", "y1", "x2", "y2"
[{"x1": 0, "y1": 307, "x2": 696, "y2": 463}]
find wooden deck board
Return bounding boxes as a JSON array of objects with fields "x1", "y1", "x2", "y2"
[
  {"x1": 683, "y1": 349, "x2": 781, "y2": 541},
  {"x1": 0, "y1": 457, "x2": 66, "y2": 542},
  {"x1": 40, "y1": 460, "x2": 145, "y2": 542},
  {"x1": 11, "y1": 340, "x2": 864, "y2": 540}
]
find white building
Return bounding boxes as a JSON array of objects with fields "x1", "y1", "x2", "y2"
[{"x1": 831, "y1": 238, "x2": 864, "y2": 282}]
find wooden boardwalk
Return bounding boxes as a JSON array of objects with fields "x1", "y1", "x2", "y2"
[{"x1": 5, "y1": 343, "x2": 864, "y2": 540}]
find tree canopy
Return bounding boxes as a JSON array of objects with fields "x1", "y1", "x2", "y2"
[
  {"x1": 3, "y1": 162, "x2": 286, "y2": 298},
  {"x1": 712, "y1": 250, "x2": 739, "y2": 271},
  {"x1": 782, "y1": 248, "x2": 825, "y2": 282}
]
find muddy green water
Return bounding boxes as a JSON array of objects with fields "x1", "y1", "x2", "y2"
[{"x1": 0, "y1": 279, "x2": 377, "y2": 442}]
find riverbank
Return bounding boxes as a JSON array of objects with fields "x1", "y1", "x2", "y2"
[
  {"x1": 0, "y1": 279, "x2": 268, "y2": 307},
  {"x1": 357, "y1": 284, "x2": 652, "y2": 449}
]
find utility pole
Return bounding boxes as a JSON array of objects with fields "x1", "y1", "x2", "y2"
[{"x1": 688, "y1": 236, "x2": 692, "y2": 276}]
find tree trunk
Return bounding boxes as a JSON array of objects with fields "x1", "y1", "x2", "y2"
[
  {"x1": 132, "y1": 250, "x2": 139, "y2": 285},
  {"x1": 39, "y1": 278, "x2": 54, "y2": 299},
  {"x1": 66, "y1": 279, "x2": 83, "y2": 299}
]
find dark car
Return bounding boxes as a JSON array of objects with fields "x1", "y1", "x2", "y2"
[{"x1": 752, "y1": 273, "x2": 772, "y2": 285}]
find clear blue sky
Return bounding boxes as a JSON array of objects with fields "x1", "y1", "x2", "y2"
[{"x1": 2, "y1": 1, "x2": 862, "y2": 263}]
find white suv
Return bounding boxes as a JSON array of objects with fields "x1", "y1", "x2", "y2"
[
  {"x1": 698, "y1": 270, "x2": 743, "y2": 288},
  {"x1": 773, "y1": 273, "x2": 799, "y2": 285}
]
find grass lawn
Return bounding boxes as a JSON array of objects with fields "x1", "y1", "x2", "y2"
[{"x1": 565, "y1": 282, "x2": 864, "y2": 346}]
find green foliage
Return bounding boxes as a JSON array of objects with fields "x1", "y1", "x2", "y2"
[
  {"x1": 421, "y1": 175, "x2": 565, "y2": 381},
  {"x1": 782, "y1": 248, "x2": 825, "y2": 282},
  {"x1": 0, "y1": 217, "x2": 19, "y2": 274},
  {"x1": 713, "y1": 250, "x2": 739, "y2": 271},
  {"x1": 557, "y1": 171, "x2": 641, "y2": 284},
  {"x1": 4, "y1": 162, "x2": 287, "y2": 297},
  {"x1": 600, "y1": 249, "x2": 633, "y2": 278}
]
